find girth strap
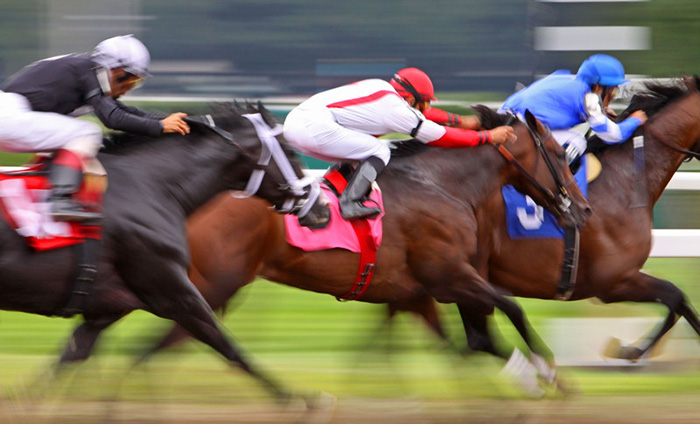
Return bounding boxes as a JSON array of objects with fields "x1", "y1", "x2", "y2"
[
  {"x1": 324, "y1": 169, "x2": 378, "y2": 301},
  {"x1": 55, "y1": 236, "x2": 100, "y2": 317},
  {"x1": 556, "y1": 226, "x2": 580, "y2": 300}
]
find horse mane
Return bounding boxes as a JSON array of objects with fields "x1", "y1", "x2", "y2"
[
  {"x1": 587, "y1": 79, "x2": 690, "y2": 153},
  {"x1": 389, "y1": 104, "x2": 504, "y2": 158},
  {"x1": 101, "y1": 101, "x2": 277, "y2": 154}
]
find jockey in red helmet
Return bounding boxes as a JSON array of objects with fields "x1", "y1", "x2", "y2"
[{"x1": 284, "y1": 67, "x2": 516, "y2": 221}]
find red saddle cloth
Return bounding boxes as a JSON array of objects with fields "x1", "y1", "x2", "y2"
[
  {"x1": 0, "y1": 164, "x2": 102, "y2": 251},
  {"x1": 284, "y1": 168, "x2": 384, "y2": 301}
]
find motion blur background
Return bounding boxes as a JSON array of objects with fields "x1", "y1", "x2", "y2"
[
  {"x1": 1, "y1": 0, "x2": 699, "y2": 96},
  {"x1": 0, "y1": 1, "x2": 699, "y2": 422}
]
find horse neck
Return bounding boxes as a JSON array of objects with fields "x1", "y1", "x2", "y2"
[
  {"x1": 627, "y1": 92, "x2": 700, "y2": 205},
  {"x1": 103, "y1": 135, "x2": 245, "y2": 216},
  {"x1": 387, "y1": 146, "x2": 506, "y2": 211}
]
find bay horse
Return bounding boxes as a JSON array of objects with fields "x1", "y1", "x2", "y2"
[
  {"x1": 455, "y1": 76, "x2": 700, "y2": 364},
  {"x1": 0, "y1": 102, "x2": 329, "y2": 402},
  {"x1": 110, "y1": 109, "x2": 591, "y2": 390}
]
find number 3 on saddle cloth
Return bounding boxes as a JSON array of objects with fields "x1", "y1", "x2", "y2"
[
  {"x1": 0, "y1": 161, "x2": 104, "y2": 251},
  {"x1": 284, "y1": 167, "x2": 384, "y2": 301},
  {"x1": 503, "y1": 154, "x2": 591, "y2": 239}
]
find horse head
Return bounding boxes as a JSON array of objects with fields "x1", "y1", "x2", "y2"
[
  {"x1": 201, "y1": 102, "x2": 330, "y2": 228},
  {"x1": 474, "y1": 105, "x2": 591, "y2": 229}
]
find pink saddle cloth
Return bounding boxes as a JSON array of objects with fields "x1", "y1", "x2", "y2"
[{"x1": 284, "y1": 184, "x2": 384, "y2": 253}]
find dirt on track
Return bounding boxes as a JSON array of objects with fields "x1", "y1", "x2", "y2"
[{"x1": 2, "y1": 394, "x2": 699, "y2": 424}]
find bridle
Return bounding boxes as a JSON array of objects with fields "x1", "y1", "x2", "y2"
[
  {"x1": 493, "y1": 113, "x2": 575, "y2": 217},
  {"x1": 192, "y1": 113, "x2": 322, "y2": 218}
]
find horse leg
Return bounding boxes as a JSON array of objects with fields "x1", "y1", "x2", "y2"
[
  {"x1": 600, "y1": 273, "x2": 688, "y2": 361},
  {"x1": 457, "y1": 305, "x2": 505, "y2": 359},
  {"x1": 409, "y1": 295, "x2": 450, "y2": 345},
  {"x1": 134, "y1": 325, "x2": 192, "y2": 365},
  {"x1": 135, "y1": 269, "x2": 290, "y2": 402},
  {"x1": 58, "y1": 314, "x2": 124, "y2": 366}
]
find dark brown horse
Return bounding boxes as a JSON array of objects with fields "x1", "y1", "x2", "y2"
[
  {"x1": 118, "y1": 109, "x2": 590, "y2": 391},
  {"x1": 456, "y1": 77, "x2": 700, "y2": 364},
  {"x1": 2, "y1": 102, "x2": 329, "y2": 402}
]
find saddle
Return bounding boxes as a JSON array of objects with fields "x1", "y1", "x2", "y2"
[{"x1": 283, "y1": 165, "x2": 384, "y2": 301}]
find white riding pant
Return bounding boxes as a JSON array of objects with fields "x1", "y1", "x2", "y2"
[
  {"x1": 283, "y1": 106, "x2": 392, "y2": 165},
  {"x1": 552, "y1": 129, "x2": 587, "y2": 164},
  {"x1": 0, "y1": 91, "x2": 103, "y2": 157}
]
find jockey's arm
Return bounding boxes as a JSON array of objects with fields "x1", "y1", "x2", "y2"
[
  {"x1": 415, "y1": 119, "x2": 516, "y2": 148},
  {"x1": 585, "y1": 93, "x2": 647, "y2": 143},
  {"x1": 389, "y1": 98, "x2": 514, "y2": 148},
  {"x1": 423, "y1": 107, "x2": 481, "y2": 130},
  {"x1": 89, "y1": 95, "x2": 189, "y2": 136}
]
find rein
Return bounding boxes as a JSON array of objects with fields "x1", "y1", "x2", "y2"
[
  {"x1": 654, "y1": 130, "x2": 700, "y2": 160},
  {"x1": 493, "y1": 118, "x2": 573, "y2": 216}
]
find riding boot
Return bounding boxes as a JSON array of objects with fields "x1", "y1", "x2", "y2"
[
  {"x1": 339, "y1": 156, "x2": 385, "y2": 220},
  {"x1": 48, "y1": 153, "x2": 103, "y2": 223}
]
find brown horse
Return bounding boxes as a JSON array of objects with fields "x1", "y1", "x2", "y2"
[
  {"x1": 117, "y1": 109, "x2": 590, "y2": 392},
  {"x1": 454, "y1": 77, "x2": 700, "y2": 363}
]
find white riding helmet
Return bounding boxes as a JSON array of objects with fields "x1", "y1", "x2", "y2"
[{"x1": 92, "y1": 35, "x2": 151, "y2": 78}]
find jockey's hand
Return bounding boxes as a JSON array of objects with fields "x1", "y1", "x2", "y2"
[
  {"x1": 161, "y1": 112, "x2": 191, "y2": 135},
  {"x1": 605, "y1": 107, "x2": 618, "y2": 118},
  {"x1": 489, "y1": 125, "x2": 517, "y2": 145},
  {"x1": 630, "y1": 110, "x2": 648, "y2": 125}
]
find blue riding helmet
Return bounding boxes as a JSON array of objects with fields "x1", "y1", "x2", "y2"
[{"x1": 576, "y1": 54, "x2": 629, "y2": 87}]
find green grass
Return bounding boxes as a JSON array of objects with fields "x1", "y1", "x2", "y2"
[{"x1": 0, "y1": 257, "x2": 697, "y2": 405}]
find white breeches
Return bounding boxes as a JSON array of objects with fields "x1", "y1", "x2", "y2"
[
  {"x1": 552, "y1": 129, "x2": 587, "y2": 164},
  {"x1": 0, "y1": 92, "x2": 103, "y2": 157},
  {"x1": 283, "y1": 107, "x2": 392, "y2": 165}
]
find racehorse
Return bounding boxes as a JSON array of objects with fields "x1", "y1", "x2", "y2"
[
  {"x1": 108, "y1": 109, "x2": 591, "y2": 388},
  {"x1": 455, "y1": 76, "x2": 700, "y2": 363},
  {"x1": 0, "y1": 102, "x2": 329, "y2": 402}
]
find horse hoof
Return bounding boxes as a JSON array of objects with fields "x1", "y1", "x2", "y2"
[
  {"x1": 300, "y1": 391, "x2": 337, "y2": 423},
  {"x1": 603, "y1": 338, "x2": 644, "y2": 361},
  {"x1": 500, "y1": 349, "x2": 546, "y2": 398}
]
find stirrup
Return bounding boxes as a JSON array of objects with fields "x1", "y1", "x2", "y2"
[{"x1": 49, "y1": 199, "x2": 104, "y2": 224}]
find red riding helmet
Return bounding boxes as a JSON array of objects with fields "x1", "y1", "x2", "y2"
[{"x1": 390, "y1": 67, "x2": 437, "y2": 102}]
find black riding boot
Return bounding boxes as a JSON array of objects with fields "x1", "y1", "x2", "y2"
[
  {"x1": 339, "y1": 156, "x2": 385, "y2": 220},
  {"x1": 48, "y1": 164, "x2": 103, "y2": 223}
]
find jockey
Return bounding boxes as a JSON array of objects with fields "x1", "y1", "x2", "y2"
[
  {"x1": 499, "y1": 54, "x2": 648, "y2": 166},
  {"x1": 0, "y1": 34, "x2": 190, "y2": 222},
  {"x1": 283, "y1": 67, "x2": 516, "y2": 221}
]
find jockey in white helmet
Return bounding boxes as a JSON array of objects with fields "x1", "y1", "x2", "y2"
[{"x1": 0, "y1": 35, "x2": 190, "y2": 222}]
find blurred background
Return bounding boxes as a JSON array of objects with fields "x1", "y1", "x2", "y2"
[
  {"x1": 0, "y1": 1, "x2": 700, "y2": 423},
  {"x1": 2, "y1": 0, "x2": 699, "y2": 96}
]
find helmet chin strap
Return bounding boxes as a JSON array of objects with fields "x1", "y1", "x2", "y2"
[
  {"x1": 392, "y1": 75, "x2": 424, "y2": 103},
  {"x1": 95, "y1": 67, "x2": 113, "y2": 96}
]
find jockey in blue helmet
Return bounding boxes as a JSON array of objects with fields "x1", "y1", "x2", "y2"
[{"x1": 500, "y1": 54, "x2": 647, "y2": 166}]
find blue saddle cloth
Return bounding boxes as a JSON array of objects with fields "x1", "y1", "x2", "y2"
[{"x1": 503, "y1": 155, "x2": 588, "y2": 239}]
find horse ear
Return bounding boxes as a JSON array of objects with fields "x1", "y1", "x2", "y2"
[{"x1": 524, "y1": 109, "x2": 537, "y2": 131}]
